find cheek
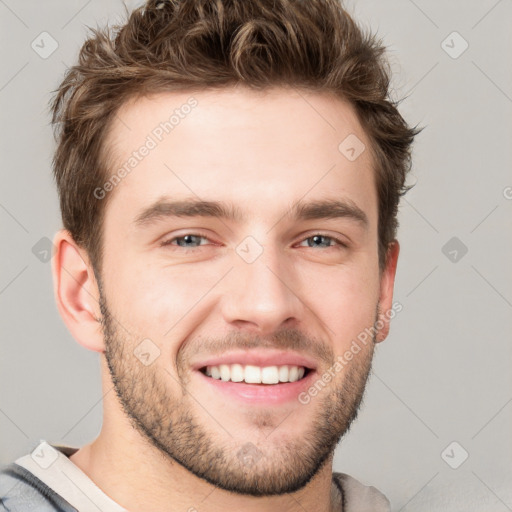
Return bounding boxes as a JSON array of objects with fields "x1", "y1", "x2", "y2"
[
  {"x1": 106, "y1": 260, "x2": 223, "y2": 342},
  {"x1": 307, "y1": 263, "x2": 380, "y2": 350}
]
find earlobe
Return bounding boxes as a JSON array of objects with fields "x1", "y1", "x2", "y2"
[
  {"x1": 375, "y1": 240, "x2": 400, "y2": 343},
  {"x1": 52, "y1": 229, "x2": 105, "y2": 353}
]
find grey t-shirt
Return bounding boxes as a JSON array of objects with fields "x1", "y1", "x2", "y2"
[{"x1": 0, "y1": 440, "x2": 390, "y2": 511}]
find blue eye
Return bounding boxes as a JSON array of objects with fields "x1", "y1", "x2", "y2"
[
  {"x1": 161, "y1": 232, "x2": 347, "y2": 251},
  {"x1": 161, "y1": 233, "x2": 209, "y2": 249},
  {"x1": 298, "y1": 234, "x2": 346, "y2": 249}
]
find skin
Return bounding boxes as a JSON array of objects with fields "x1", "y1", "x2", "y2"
[{"x1": 52, "y1": 86, "x2": 399, "y2": 512}]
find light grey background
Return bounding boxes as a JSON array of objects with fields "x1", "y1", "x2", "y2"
[{"x1": 1, "y1": 1, "x2": 511, "y2": 510}]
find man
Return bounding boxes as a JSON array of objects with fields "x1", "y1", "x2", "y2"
[{"x1": 0, "y1": 0, "x2": 418, "y2": 510}]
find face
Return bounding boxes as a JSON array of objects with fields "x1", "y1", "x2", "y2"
[{"x1": 98, "y1": 87, "x2": 389, "y2": 495}]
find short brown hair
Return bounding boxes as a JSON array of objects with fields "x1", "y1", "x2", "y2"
[{"x1": 50, "y1": 0, "x2": 419, "y2": 274}]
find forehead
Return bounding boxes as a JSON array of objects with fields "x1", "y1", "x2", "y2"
[{"x1": 102, "y1": 87, "x2": 377, "y2": 231}]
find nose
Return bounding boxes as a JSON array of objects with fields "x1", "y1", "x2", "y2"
[{"x1": 220, "y1": 244, "x2": 303, "y2": 335}]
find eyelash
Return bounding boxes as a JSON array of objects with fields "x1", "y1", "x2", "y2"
[{"x1": 160, "y1": 232, "x2": 348, "y2": 251}]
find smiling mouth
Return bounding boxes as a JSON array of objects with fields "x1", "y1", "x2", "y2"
[{"x1": 199, "y1": 364, "x2": 311, "y2": 385}]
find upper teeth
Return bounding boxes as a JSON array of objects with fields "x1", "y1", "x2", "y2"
[{"x1": 205, "y1": 364, "x2": 306, "y2": 384}]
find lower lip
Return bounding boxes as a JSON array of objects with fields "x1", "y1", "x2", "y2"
[{"x1": 196, "y1": 370, "x2": 316, "y2": 405}]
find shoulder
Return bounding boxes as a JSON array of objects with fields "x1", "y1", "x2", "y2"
[
  {"x1": 333, "y1": 472, "x2": 391, "y2": 512},
  {"x1": 0, "y1": 462, "x2": 76, "y2": 512}
]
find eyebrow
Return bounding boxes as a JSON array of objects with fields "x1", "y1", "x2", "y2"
[{"x1": 134, "y1": 197, "x2": 368, "y2": 228}]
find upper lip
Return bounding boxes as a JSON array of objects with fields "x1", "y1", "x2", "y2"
[{"x1": 191, "y1": 350, "x2": 318, "y2": 371}]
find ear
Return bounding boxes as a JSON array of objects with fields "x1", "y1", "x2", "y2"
[
  {"x1": 375, "y1": 240, "x2": 400, "y2": 343},
  {"x1": 52, "y1": 229, "x2": 105, "y2": 353}
]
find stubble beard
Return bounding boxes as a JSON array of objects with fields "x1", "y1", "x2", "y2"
[{"x1": 100, "y1": 291, "x2": 376, "y2": 496}]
